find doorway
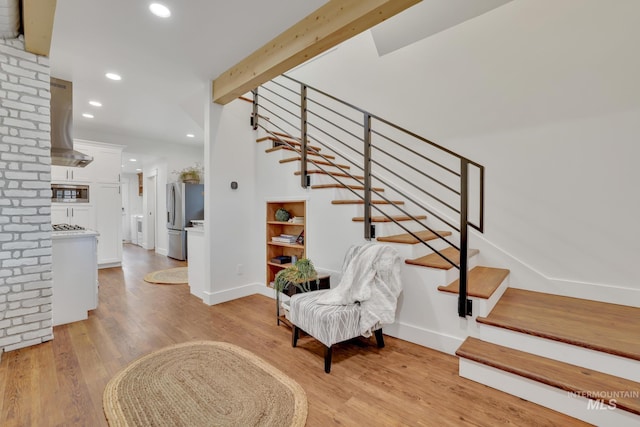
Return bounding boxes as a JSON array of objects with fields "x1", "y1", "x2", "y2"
[{"x1": 145, "y1": 173, "x2": 157, "y2": 250}]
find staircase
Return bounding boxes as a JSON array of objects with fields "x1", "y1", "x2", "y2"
[{"x1": 249, "y1": 76, "x2": 640, "y2": 426}]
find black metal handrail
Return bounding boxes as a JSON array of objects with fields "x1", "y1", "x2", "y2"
[{"x1": 252, "y1": 74, "x2": 485, "y2": 318}]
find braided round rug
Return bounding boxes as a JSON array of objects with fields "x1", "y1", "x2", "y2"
[
  {"x1": 143, "y1": 267, "x2": 188, "y2": 285},
  {"x1": 103, "y1": 341, "x2": 307, "y2": 427}
]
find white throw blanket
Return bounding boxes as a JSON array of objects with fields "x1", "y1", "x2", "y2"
[{"x1": 316, "y1": 243, "x2": 402, "y2": 337}]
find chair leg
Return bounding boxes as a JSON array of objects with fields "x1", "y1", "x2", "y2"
[
  {"x1": 292, "y1": 326, "x2": 299, "y2": 348},
  {"x1": 374, "y1": 329, "x2": 385, "y2": 348},
  {"x1": 324, "y1": 345, "x2": 332, "y2": 373}
]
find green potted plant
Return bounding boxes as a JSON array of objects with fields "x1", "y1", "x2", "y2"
[
  {"x1": 174, "y1": 163, "x2": 203, "y2": 183},
  {"x1": 274, "y1": 258, "x2": 319, "y2": 294}
]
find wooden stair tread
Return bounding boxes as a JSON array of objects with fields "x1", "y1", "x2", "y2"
[
  {"x1": 294, "y1": 170, "x2": 364, "y2": 180},
  {"x1": 311, "y1": 183, "x2": 384, "y2": 192},
  {"x1": 456, "y1": 337, "x2": 640, "y2": 416},
  {"x1": 438, "y1": 266, "x2": 509, "y2": 299},
  {"x1": 377, "y1": 230, "x2": 451, "y2": 244},
  {"x1": 352, "y1": 215, "x2": 426, "y2": 223},
  {"x1": 332, "y1": 199, "x2": 404, "y2": 205},
  {"x1": 406, "y1": 247, "x2": 479, "y2": 269},
  {"x1": 264, "y1": 146, "x2": 335, "y2": 160},
  {"x1": 477, "y1": 288, "x2": 640, "y2": 361},
  {"x1": 257, "y1": 136, "x2": 322, "y2": 152},
  {"x1": 280, "y1": 157, "x2": 350, "y2": 169}
]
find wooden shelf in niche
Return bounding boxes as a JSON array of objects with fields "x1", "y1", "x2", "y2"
[{"x1": 266, "y1": 200, "x2": 306, "y2": 287}]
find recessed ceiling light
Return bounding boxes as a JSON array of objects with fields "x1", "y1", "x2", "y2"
[
  {"x1": 186, "y1": 133, "x2": 195, "y2": 138},
  {"x1": 149, "y1": 3, "x2": 171, "y2": 18},
  {"x1": 82, "y1": 113, "x2": 94, "y2": 118},
  {"x1": 105, "y1": 72, "x2": 122, "y2": 81},
  {"x1": 89, "y1": 100, "x2": 102, "y2": 107},
  {"x1": 136, "y1": 168, "x2": 142, "y2": 172},
  {"x1": 129, "y1": 158, "x2": 137, "y2": 162}
]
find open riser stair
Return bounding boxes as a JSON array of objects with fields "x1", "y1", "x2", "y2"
[{"x1": 248, "y1": 75, "x2": 640, "y2": 425}]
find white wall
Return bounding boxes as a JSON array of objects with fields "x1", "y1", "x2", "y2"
[
  {"x1": 286, "y1": 0, "x2": 640, "y2": 294},
  {"x1": 121, "y1": 173, "x2": 143, "y2": 241},
  {"x1": 203, "y1": 99, "x2": 263, "y2": 304},
  {"x1": 140, "y1": 148, "x2": 203, "y2": 255}
]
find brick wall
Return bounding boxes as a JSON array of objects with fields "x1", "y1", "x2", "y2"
[{"x1": 0, "y1": 36, "x2": 53, "y2": 354}]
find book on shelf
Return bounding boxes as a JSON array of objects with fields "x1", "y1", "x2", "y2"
[
  {"x1": 270, "y1": 255, "x2": 292, "y2": 264},
  {"x1": 289, "y1": 216, "x2": 304, "y2": 224},
  {"x1": 271, "y1": 236, "x2": 297, "y2": 244}
]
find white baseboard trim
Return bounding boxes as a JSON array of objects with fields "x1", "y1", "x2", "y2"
[
  {"x1": 202, "y1": 282, "x2": 275, "y2": 306},
  {"x1": 155, "y1": 247, "x2": 168, "y2": 256},
  {"x1": 471, "y1": 230, "x2": 640, "y2": 307},
  {"x1": 459, "y1": 359, "x2": 640, "y2": 427},
  {"x1": 98, "y1": 261, "x2": 121, "y2": 269},
  {"x1": 384, "y1": 321, "x2": 463, "y2": 355}
]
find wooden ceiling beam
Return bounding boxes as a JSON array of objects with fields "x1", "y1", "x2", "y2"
[
  {"x1": 23, "y1": 0, "x2": 57, "y2": 57},
  {"x1": 212, "y1": 0, "x2": 421, "y2": 105}
]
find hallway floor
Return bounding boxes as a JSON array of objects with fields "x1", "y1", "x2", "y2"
[{"x1": 0, "y1": 244, "x2": 587, "y2": 426}]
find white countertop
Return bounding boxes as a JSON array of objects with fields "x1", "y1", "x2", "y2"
[
  {"x1": 52, "y1": 230, "x2": 99, "y2": 240},
  {"x1": 185, "y1": 226, "x2": 204, "y2": 234}
]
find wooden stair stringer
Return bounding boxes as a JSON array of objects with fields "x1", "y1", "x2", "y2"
[{"x1": 457, "y1": 337, "x2": 640, "y2": 421}]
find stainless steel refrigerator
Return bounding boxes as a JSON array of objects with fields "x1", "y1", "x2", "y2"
[{"x1": 166, "y1": 182, "x2": 204, "y2": 260}]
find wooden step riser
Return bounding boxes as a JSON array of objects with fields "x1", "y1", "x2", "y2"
[
  {"x1": 268, "y1": 146, "x2": 333, "y2": 161},
  {"x1": 432, "y1": 270, "x2": 508, "y2": 318},
  {"x1": 479, "y1": 323, "x2": 640, "y2": 383},
  {"x1": 378, "y1": 236, "x2": 456, "y2": 261},
  {"x1": 373, "y1": 220, "x2": 439, "y2": 238},
  {"x1": 459, "y1": 359, "x2": 638, "y2": 426},
  {"x1": 308, "y1": 172, "x2": 369, "y2": 187},
  {"x1": 284, "y1": 158, "x2": 351, "y2": 171}
]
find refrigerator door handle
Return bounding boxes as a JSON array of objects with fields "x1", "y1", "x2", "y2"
[{"x1": 172, "y1": 185, "x2": 176, "y2": 226}]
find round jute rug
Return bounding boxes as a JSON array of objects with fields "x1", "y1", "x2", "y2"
[
  {"x1": 103, "y1": 341, "x2": 307, "y2": 427},
  {"x1": 143, "y1": 267, "x2": 188, "y2": 285}
]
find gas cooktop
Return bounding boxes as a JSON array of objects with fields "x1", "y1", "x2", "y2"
[{"x1": 52, "y1": 224, "x2": 86, "y2": 231}]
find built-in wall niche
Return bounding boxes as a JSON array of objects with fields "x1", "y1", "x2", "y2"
[{"x1": 137, "y1": 172, "x2": 143, "y2": 196}]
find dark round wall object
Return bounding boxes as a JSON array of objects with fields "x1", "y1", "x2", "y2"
[{"x1": 231, "y1": 181, "x2": 238, "y2": 190}]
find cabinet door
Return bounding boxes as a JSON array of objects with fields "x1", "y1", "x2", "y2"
[
  {"x1": 51, "y1": 166, "x2": 70, "y2": 182},
  {"x1": 90, "y1": 147, "x2": 122, "y2": 183},
  {"x1": 95, "y1": 184, "x2": 122, "y2": 266},
  {"x1": 51, "y1": 205, "x2": 69, "y2": 224},
  {"x1": 69, "y1": 205, "x2": 94, "y2": 230},
  {"x1": 70, "y1": 144, "x2": 98, "y2": 182}
]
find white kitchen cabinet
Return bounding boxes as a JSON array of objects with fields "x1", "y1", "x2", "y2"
[
  {"x1": 51, "y1": 204, "x2": 94, "y2": 229},
  {"x1": 186, "y1": 227, "x2": 205, "y2": 301},
  {"x1": 52, "y1": 232, "x2": 98, "y2": 326},
  {"x1": 94, "y1": 183, "x2": 122, "y2": 268},
  {"x1": 51, "y1": 144, "x2": 97, "y2": 183},
  {"x1": 86, "y1": 145, "x2": 122, "y2": 183}
]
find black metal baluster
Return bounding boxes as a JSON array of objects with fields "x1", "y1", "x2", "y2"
[
  {"x1": 459, "y1": 159, "x2": 471, "y2": 317},
  {"x1": 300, "y1": 85, "x2": 308, "y2": 188},
  {"x1": 251, "y1": 88, "x2": 259, "y2": 130},
  {"x1": 364, "y1": 114, "x2": 372, "y2": 240}
]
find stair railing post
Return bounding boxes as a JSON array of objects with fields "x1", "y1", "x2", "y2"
[
  {"x1": 300, "y1": 84, "x2": 308, "y2": 188},
  {"x1": 251, "y1": 88, "x2": 259, "y2": 130},
  {"x1": 459, "y1": 158, "x2": 471, "y2": 317},
  {"x1": 364, "y1": 113, "x2": 372, "y2": 240}
]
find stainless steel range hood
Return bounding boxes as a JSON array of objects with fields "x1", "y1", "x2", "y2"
[{"x1": 50, "y1": 78, "x2": 93, "y2": 167}]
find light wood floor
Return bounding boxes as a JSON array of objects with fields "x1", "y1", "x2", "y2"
[{"x1": 0, "y1": 244, "x2": 587, "y2": 426}]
